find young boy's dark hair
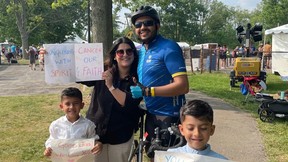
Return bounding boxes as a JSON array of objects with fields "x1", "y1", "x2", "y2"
[
  {"x1": 180, "y1": 99, "x2": 213, "y2": 123},
  {"x1": 168, "y1": 100, "x2": 228, "y2": 160},
  {"x1": 61, "y1": 87, "x2": 83, "y2": 101}
]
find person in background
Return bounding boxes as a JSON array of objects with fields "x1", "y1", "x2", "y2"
[
  {"x1": 130, "y1": 5, "x2": 189, "y2": 161},
  {"x1": 26, "y1": 46, "x2": 36, "y2": 70},
  {"x1": 10, "y1": 43, "x2": 16, "y2": 58},
  {"x1": 1, "y1": 46, "x2": 5, "y2": 56},
  {"x1": 79, "y1": 37, "x2": 143, "y2": 162},
  {"x1": 167, "y1": 100, "x2": 228, "y2": 160},
  {"x1": 43, "y1": 87, "x2": 102, "y2": 157},
  {"x1": 220, "y1": 45, "x2": 227, "y2": 69},
  {"x1": 263, "y1": 41, "x2": 272, "y2": 69},
  {"x1": 38, "y1": 47, "x2": 45, "y2": 71},
  {"x1": 257, "y1": 43, "x2": 263, "y2": 60},
  {"x1": 238, "y1": 45, "x2": 245, "y2": 57}
]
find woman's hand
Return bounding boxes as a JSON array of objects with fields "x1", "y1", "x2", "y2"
[{"x1": 102, "y1": 68, "x2": 114, "y2": 89}]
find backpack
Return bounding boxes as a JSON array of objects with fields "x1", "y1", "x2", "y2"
[{"x1": 240, "y1": 83, "x2": 248, "y2": 95}]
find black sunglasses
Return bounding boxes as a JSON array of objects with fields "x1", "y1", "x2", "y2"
[
  {"x1": 116, "y1": 48, "x2": 134, "y2": 57},
  {"x1": 134, "y1": 20, "x2": 155, "y2": 28}
]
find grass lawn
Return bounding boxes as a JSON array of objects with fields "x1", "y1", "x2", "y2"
[
  {"x1": 0, "y1": 69, "x2": 287, "y2": 161},
  {"x1": 189, "y1": 71, "x2": 288, "y2": 162}
]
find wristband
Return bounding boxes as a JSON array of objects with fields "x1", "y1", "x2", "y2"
[
  {"x1": 109, "y1": 86, "x2": 116, "y2": 91},
  {"x1": 151, "y1": 87, "x2": 155, "y2": 97},
  {"x1": 147, "y1": 87, "x2": 152, "y2": 97}
]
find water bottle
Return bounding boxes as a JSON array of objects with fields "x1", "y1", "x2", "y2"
[{"x1": 280, "y1": 91, "x2": 285, "y2": 100}]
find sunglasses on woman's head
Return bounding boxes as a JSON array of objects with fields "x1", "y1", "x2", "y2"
[
  {"x1": 134, "y1": 20, "x2": 155, "y2": 28},
  {"x1": 116, "y1": 48, "x2": 134, "y2": 57}
]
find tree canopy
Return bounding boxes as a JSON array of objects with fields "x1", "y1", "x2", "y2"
[{"x1": 0, "y1": 0, "x2": 287, "y2": 53}]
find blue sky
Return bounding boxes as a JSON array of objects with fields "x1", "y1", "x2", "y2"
[{"x1": 219, "y1": 0, "x2": 262, "y2": 10}]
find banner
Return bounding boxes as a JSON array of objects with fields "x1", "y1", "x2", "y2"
[
  {"x1": 155, "y1": 151, "x2": 232, "y2": 162},
  {"x1": 44, "y1": 43, "x2": 103, "y2": 84},
  {"x1": 50, "y1": 138, "x2": 95, "y2": 162}
]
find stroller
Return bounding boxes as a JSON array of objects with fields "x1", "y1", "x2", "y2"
[
  {"x1": 257, "y1": 95, "x2": 288, "y2": 122},
  {"x1": 240, "y1": 76, "x2": 267, "y2": 102}
]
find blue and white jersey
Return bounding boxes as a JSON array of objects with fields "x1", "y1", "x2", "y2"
[{"x1": 137, "y1": 35, "x2": 187, "y2": 117}]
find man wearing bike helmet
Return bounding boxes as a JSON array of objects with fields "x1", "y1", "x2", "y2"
[{"x1": 130, "y1": 5, "x2": 189, "y2": 161}]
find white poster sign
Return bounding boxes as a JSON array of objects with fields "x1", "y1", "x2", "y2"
[
  {"x1": 50, "y1": 138, "x2": 95, "y2": 162},
  {"x1": 44, "y1": 43, "x2": 103, "y2": 84},
  {"x1": 155, "y1": 151, "x2": 232, "y2": 162}
]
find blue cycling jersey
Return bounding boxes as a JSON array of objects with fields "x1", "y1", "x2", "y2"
[{"x1": 137, "y1": 35, "x2": 187, "y2": 117}]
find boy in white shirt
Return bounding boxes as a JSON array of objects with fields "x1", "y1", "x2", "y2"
[
  {"x1": 44, "y1": 87, "x2": 102, "y2": 157},
  {"x1": 168, "y1": 100, "x2": 228, "y2": 160}
]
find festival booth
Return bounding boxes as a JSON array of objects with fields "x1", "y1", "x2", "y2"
[{"x1": 265, "y1": 24, "x2": 288, "y2": 81}]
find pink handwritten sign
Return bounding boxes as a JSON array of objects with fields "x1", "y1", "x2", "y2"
[
  {"x1": 44, "y1": 43, "x2": 103, "y2": 84},
  {"x1": 50, "y1": 138, "x2": 95, "y2": 162},
  {"x1": 74, "y1": 43, "x2": 103, "y2": 82}
]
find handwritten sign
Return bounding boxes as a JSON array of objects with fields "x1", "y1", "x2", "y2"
[
  {"x1": 44, "y1": 43, "x2": 103, "y2": 84},
  {"x1": 50, "y1": 138, "x2": 95, "y2": 162},
  {"x1": 155, "y1": 151, "x2": 232, "y2": 162}
]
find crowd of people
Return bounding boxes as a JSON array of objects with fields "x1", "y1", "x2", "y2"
[
  {"x1": 1, "y1": 43, "x2": 45, "y2": 70},
  {"x1": 214, "y1": 41, "x2": 272, "y2": 69},
  {"x1": 42, "y1": 5, "x2": 229, "y2": 162}
]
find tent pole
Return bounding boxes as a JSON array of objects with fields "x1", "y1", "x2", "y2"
[{"x1": 261, "y1": 29, "x2": 266, "y2": 70}]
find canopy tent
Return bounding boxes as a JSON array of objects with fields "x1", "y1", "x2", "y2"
[
  {"x1": 265, "y1": 24, "x2": 288, "y2": 81},
  {"x1": 177, "y1": 42, "x2": 190, "y2": 49},
  {"x1": 63, "y1": 35, "x2": 88, "y2": 44},
  {"x1": 265, "y1": 24, "x2": 288, "y2": 35}
]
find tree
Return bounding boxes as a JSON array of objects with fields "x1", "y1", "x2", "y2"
[
  {"x1": 1, "y1": 0, "x2": 87, "y2": 59},
  {"x1": 91, "y1": 0, "x2": 113, "y2": 57},
  {"x1": 261, "y1": 0, "x2": 288, "y2": 29}
]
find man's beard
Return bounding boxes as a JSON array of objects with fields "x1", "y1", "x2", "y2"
[{"x1": 137, "y1": 29, "x2": 158, "y2": 44}]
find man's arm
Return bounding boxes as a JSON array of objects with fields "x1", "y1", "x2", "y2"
[{"x1": 151, "y1": 75, "x2": 189, "y2": 97}]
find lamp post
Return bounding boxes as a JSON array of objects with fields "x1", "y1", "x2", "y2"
[
  {"x1": 236, "y1": 23, "x2": 263, "y2": 57},
  {"x1": 245, "y1": 23, "x2": 252, "y2": 57}
]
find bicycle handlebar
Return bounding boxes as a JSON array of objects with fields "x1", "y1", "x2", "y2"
[{"x1": 146, "y1": 124, "x2": 186, "y2": 158}]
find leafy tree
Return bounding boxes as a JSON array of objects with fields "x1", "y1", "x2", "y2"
[
  {"x1": 1, "y1": 0, "x2": 87, "y2": 59},
  {"x1": 202, "y1": 1, "x2": 233, "y2": 45},
  {"x1": 261, "y1": 0, "x2": 288, "y2": 29}
]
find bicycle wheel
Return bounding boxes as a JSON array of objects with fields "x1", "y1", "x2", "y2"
[
  {"x1": 259, "y1": 108, "x2": 275, "y2": 122},
  {"x1": 128, "y1": 140, "x2": 139, "y2": 162}
]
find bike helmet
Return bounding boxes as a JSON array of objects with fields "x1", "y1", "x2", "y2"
[{"x1": 131, "y1": 6, "x2": 160, "y2": 25}]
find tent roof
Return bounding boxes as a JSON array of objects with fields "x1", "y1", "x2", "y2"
[
  {"x1": 64, "y1": 35, "x2": 88, "y2": 43},
  {"x1": 177, "y1": 42, "x2": 190, "y2": 49},
  {"x1": 265, "y1": 24, "x2": 288, "y2": 35}
]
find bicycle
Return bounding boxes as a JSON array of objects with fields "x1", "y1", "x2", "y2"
[{"x1": 128, "y1": 111, "x2": 186, "y2": 162}]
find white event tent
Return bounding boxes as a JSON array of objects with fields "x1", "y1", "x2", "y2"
[
  {"x1": 265, "y1": 24, "x2": 288, "y2": 81},
  {"x1": 63, "y1": 35, "x2": 88, "y2": 44}
]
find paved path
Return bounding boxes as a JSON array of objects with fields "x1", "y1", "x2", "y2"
[
  {"x1": 186, "y1": 92, "x2": 267, "y2": 162},
  {"x1": 0, "y1": 64, "x2": 78, "y2": 96},
  {"x1": 0, "y1": 64, "x2": 267, "y2": 162}
]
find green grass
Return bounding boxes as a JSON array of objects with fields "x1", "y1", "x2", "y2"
[
  {"x1": 0, "y1": 71, "x2": 287, "y2": 161},
  {"x1": 189, "y1": 71, "x2": 288, "y2": 162},
  {"x1": 0, "y1": 90, "x2": 91, "y2": 162}
]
